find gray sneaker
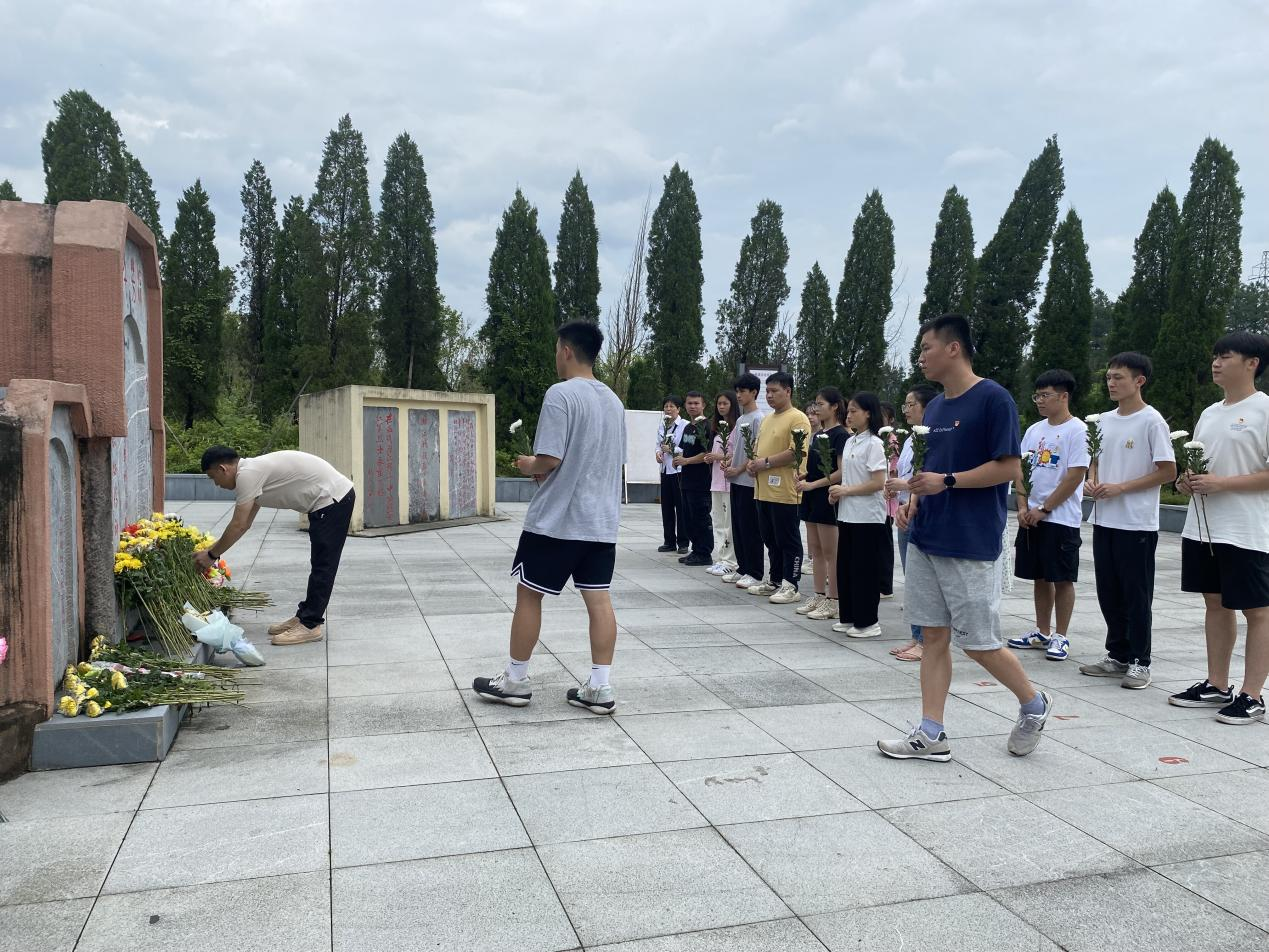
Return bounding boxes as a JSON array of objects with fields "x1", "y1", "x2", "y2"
[
  {"x1": 877, "y1": 726, "x2": 951, "y2": 762},
  {"x1": 1008, "y1": 691, "x2": 1053, "y2": 757},
  {"x1": 1121, "y1": 663, "x2": 1152, "y2": 690},
  {"x1": 567, "y1": 682, "x2": 616, "y2": 714},
  {"x1": 1079, "y1": 654, "x2": 1129, "y2": 678},
  {"x1": 472, "y1": 671, "x2": 533, "y2": 706}
]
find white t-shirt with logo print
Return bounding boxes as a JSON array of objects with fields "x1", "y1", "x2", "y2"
[
  {"x1": 1182, "y1": 391, "x2": 1269, "y2": 553},
  {"x1": 835, "y1": 431, "x2": 888, "y2": 524},
  {"x1": 1021, "y1": 416, "x2": 1090, "y2": 529},
  {"x1": 1091, "y1": 405, "x2": 1175, "y2": 532}
]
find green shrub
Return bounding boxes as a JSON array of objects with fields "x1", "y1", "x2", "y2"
[{"x1": 165, "y1": 386, "x2": 298, "y2": 474}]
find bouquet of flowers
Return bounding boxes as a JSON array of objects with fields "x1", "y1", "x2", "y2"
[
  {"x1": 1085, "y1": 414, "x2": 1104, "y2": 475},
  {"x1": 661, "y1": 414, "x2": 677, "y2": 453},
  {"x1": 813, "y1": 431, "x2": 835, "y2": 479},
  {"x1": 1172, "y1": 430, "x2": 1213, "y2": 551},
  {"x1": 739, "y1": 422, "x2": 758, "y2": 462},
  {"x1": 908, "y1": 425, "x2": 930, "y2": 474},
  {"x1": 692, "y1": 415, "x2": 712, "y2": 453},
  {"x1": 508, "y1": 418, "x2": 531, "y2": 456},
  {"x1": 790, "y1": 427, "x2": 808, "y2": 473},
  {"x1": 715, "y1": 420, "x2": 732, "y2": 462},
  {"x1": 1020, "y1": 449, "x2": 1036, "y2": 497},
  {"x1": 878, "y1": 426, "x2": 908, "y2": 463}
]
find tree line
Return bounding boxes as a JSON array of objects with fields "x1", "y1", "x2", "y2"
[{"x1": 10, "y1": 89, "x2": 1268, "y2": 460}]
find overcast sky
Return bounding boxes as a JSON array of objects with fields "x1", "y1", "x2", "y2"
[{"x1": 2, "y1": 0, "x2": 1266, "y2": 361}]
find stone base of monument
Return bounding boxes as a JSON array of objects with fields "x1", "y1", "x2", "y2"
[{"x1": 28, "y1": 641, "x2": 213, "y2": 771}]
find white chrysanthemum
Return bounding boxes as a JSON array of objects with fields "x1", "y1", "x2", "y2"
[
  {"x1": 878, "y1": 426, "x2": 894, "y2": 435},
  {"x1": 1183, "y1": 440, "x2": 1205, "y2": 451},
  {"x1": 815, "y1": 432, "x2": 828, "y2": 440},
  {"x1": 1085, "y1": 413, "x2": 1101, "y2": 423},
  {"x1": 694, "y1": 415, "x2": 707, "y2": 423},
  {"x1": 895, "y1": 428, "x2": 910, "y2": 435},
  {"x1": 1169, "y1": 430, "x2": 1190, "y2": 440},
  {"x1": 911, "y1": 425, "x2": 931, "y2": 436},
  {"x1": 509, "y1": 419, "x2": 523, "y2": 434}
]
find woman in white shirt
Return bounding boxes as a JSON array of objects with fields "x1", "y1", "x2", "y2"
[{"x1": 828, "y1": 392, "x2": 889, "y2": 638}]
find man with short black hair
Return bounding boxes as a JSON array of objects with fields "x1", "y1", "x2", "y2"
[
  {"x1": 673, "y1": 390, "x2": 715, "y2": 566},
  {"x1": 473, "y1": 319, "x2": 627, "y2": 714},
  {"x1": 1170, "y1": 331, "x2": 1269, "y2": 724},
  {"x1": 200, "y1": 446, "x2": 355, "y2": 645},
  {"x1": 725, "y1": 373, "x2": 766, "y2": 588}
]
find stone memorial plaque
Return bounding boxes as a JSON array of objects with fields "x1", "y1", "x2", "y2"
[
  {"x1": 447, "y1": 410, "x2": 478, "y2": 519},
  {"x1": 110, "y1": 241, "x2": 153, "y2": 535},
  {"x1": 362, "y1": 406, "x2": 399, "y2": 528},
  {"x1": 407, "y1": 408, "x2": 441, "y2": 523}
]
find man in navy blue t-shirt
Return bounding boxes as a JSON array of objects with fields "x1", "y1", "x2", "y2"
[{"x1": 878, "y1": 314, "x2": 1054, "y2": 762}]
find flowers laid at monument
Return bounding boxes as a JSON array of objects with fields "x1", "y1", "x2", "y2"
[
  {"x1": 113, "y1": 513, "x2": 270, "y2": 657},
  {"x1": 56, "y1": 636, "x2": 246, "y2": 717}
]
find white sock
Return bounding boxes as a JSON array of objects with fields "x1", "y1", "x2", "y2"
[
  {"x1": 589, "y1": 664, "x2": 611, "y2": 688},
  {"x1": 506, "y1": 657, "x2": 530, "y2": 681}
]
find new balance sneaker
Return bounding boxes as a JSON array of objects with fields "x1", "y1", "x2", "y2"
[
  {"x1": 707, "y1": 562, "x2": 730, "y2": 576},
  {"x1": 847, "y1": 623, "x2": 883, "y2": 639},
  {"x1": 1008, "y1": 690, "x2": 1054, "y2": 757},
  {"x1": 1121, "y1": 663, "x2": 1152, "y2": 690},
  {"x1": 807, "y1": 598, "x2": 839, "y2": 620},
  {"x1": 1045, "y1": 636, "x2": 1070, "y2": 661},
  {"x1": 1168, "y1": 680, "x2": 1235, "y2": 708},
  {"x1": 567, "y1": 683, "x2": 616, "y2": 715},
  {"x1": 796, "y1": 594, "x2": 826, "y2": 615},
  {"x1": 769, "y1": 581, "x2": 801, "y2": 604},
  {"x1": 1079, "y1": 654, "x2": 1129, "y2": 678},
  {"x1": 747, "y1": 581, "x2": 777, "y2": 596},
  {"x1": 1008, "y1": 629, "x2": 1049, "y2": 650},
  {"x1": 472, "y1": 671, "x2": 533, "y2": 706},
  {"x1": 735, "y1": 574, "x2": 758, "y2": 589},
  {"x1": 877, "y1": 726, "x2": 951, "y2": 762},
  {"x1": 721, "y1": 570, "x2": 741, "y2": 583},
  {"x1": 1215, "y1": 692, "x2": 1266, "y2": 725}
]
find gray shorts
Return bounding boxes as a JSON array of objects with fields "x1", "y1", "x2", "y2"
[{"x1": 904, "y1": 545, "x2": 1004, "y2": 651}]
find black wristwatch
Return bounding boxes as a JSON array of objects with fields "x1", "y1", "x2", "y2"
[
  {"x1": 208, "y1": 550, "x2": 220, "y2": 561},
  {"x1": 943, "y1": 473, "x2": 957, "y2": 489}
]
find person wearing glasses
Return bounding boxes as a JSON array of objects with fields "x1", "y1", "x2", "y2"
[{"x1": 1008, "y1": 369, "x2": 1090, "y2": 662}]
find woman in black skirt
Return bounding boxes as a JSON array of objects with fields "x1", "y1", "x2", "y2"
[{"x1": 795, "y1": 387, "x2": 850, "y2": 620}]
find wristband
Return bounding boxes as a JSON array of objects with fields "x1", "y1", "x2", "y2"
[{"x1": 208, "y1": 550, "x2": 220, "y2": 561}]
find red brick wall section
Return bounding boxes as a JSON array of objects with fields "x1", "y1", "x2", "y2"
[{"x1": 0, "y1": 202, "x2": 56, "y2": 383}]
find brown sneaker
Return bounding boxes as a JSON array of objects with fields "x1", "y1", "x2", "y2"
[
  {"x1": 268, "y1": 615, "x2": 301, "y2": 636},
  {"x1": 272, "y1": 623, "x2": 323, "y2": 646}
]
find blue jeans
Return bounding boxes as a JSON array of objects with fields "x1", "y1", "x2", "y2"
[{"x1": 896, "y1": 526, "x2": 922, "y2": 643}]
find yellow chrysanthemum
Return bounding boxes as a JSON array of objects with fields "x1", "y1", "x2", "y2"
[
  {"x1": 58, "y1": 696, "x2": 79, "y2": 717},
  {"x1": 77, "y1": 662, "x2": 94, "y2": 676},
  {"x1": 111, "y1": 671, "x2": 128, "y2": 690},
  {"x1": 85, "y1": 701, "x2": 103, "y2": 717}
]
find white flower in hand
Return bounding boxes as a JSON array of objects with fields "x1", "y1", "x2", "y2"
[
  {"x1": 694, "y1": 415, "x2": 707, "y2": 423},
  {"x1": 1169, "y1": 430, "x2": 1189, "y2": 440},
  {"x1": 878, "y1": 426, "x2": 894, "y2": 436},
  {"x1": 1085, "y1": 413, "x2": 1102, "y2": 424},
  {"x1": 509, "y1": 419, "x2": 523, "y2": 434},
  {"x1": 1184, "y1": 440, "x2": 1205, "y2": 451},
  {"x1": 911, "y1": 425, "x2": 930, "y2": 436}
]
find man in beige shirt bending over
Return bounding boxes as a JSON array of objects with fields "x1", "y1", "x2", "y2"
[{"x1": 198, "y1": 446, "x2": 355, "y2": 646}]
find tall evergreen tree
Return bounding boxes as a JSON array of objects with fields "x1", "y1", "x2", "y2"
[
  {"x1": 261, "y1": 196, "x2": 325, "y2": 420},
  {"x1": 1089, "y1": 288, "x2": 1115, "y2": 372},
  {"x1": 971, "y1": 136, "x2": 1065, "y2": 393},
  {"x1": 1153, "y1": 138, "x2": 1244, "y2": 428},
  {"x1": 163, "y1": 180, "x2": 230, "y2": 428},
  {"x1": 238, "y1": 160, "x2": 277, "y2": 406},
  {"x1": 309, "y1": 114, "x2": 376, "y2": 389},
  {"x1": 479, "y1": 189, "x2": 557, "y2": 441},
  {"x1": 1107, "y1": 187, "x2": 1181, "y2": 356},
  {"x1": 1029, "y1": 209, "x2": 1094, "y2": 415},
  {"x1": 909, "y1": 186, "x2": 975, "y2": 379},
  {"x1": 0, "y1": 180, "x2": 19, "y2": 201},
  {"x1": 715, "y1": 199, "x2": 791, "y2": 370},
  {"x1": 123, "y1": 149, "x2": 165, "y2": 260},
  {"x1": 795, "y1": 263, "x2": 834, "y2": 394},
  {"x1": 834, "y1": 190, "x2": 895, "y2": 394},
  {"x1": 553, "y1": 171, "x2": 601, "y2": 325},
  {"x1": 377, "y1": 132, "x2": 442, "y2": 390},
  {"x1": 646, "y1": 163, "x2": 704, "y2": 394},
  {"x1": 41, "y1": 89, "x2": 128, "y2": 203}
]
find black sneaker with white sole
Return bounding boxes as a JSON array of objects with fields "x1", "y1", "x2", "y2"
[
  {"x1": 567, "y1": 683, "x2": 616, "y2": 714},
  {"x1": 472, "y1": 671, "x2": 532, "y2": 706},
  {"x1": 1168, "y1": 680, "x2": 1235, "y2": 708},
  {"x1": 1216, "y1": 692, "x2": 1266, "y2": 725}
]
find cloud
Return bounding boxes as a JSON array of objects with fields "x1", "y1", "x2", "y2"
[{"x1": 944, "y1": 146, "x2": 1014, "y2": 169}]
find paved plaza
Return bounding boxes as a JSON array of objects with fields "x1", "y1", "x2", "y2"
[{"x1": 2, "y1": 500, "x2": 1269, "y2": 951}]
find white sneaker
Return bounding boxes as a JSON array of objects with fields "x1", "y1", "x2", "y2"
[
  {"x1": 735, "y1": 574, "x2": 757, "y2": 589},
  {"x1": 769, "y1": 581, "x2": 801, "y2": 605},
  {"x1": 832, "y1": 620, "x2": 852, "y2": 633},
  {"x1": 706, "y1": 562, "x2": 729, "y2": 576},
  {"x1": 807, "y1": 598, "x2": 838, "y2": 620},
  {"x1": 748, "y1": 581, "x2": 777, "y2": 596},
  {"x1": 721, "y1": 570, "x2": 741, "y2": 583},
  {"x1": 796, "y1": 594, "x2": 826, "y2": 615},
  {"x1": 848, "y1": 623, "x2": 883, "y2": 639}
]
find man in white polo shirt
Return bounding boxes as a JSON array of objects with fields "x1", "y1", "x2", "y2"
[{"x1": 199, "y1": 446, "x2": 355, "y2": 646}]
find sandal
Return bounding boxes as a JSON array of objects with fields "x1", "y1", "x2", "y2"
[
  {"x1": 889, "y1": 639, "x2": 917, "y2": 657},
  {"x1": 896, "y1": 644, "x2": 923, "y2": 662}
]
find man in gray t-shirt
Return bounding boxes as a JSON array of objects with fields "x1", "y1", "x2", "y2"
[{"x1": 474, "y1": 321, "x2": 627, "y2": 715}]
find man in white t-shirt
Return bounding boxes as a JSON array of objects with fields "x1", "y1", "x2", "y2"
[
  {"x1": 201, "y1": 447, "x2": 355, "y2": 646},
  {"x1": 1169, "y1": 332, "x2": 1269, "y2": 725},
  {"x1": 1078, "y1": 353, "x2": 1177, "y2": 689},
  {"x1": 1009, "y1": 369, "x2": 1089, "y2": 662}
]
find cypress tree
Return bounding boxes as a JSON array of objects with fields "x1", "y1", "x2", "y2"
[
  {"x1": 553, "y1": 171, "x2": 601, "y2": 325},
  {"x1": 795, "y1": 263, "x2": 835, "y2": 394},
  {"x1": 309, "y1": 114, "x2": 376, "y2": 389},
  {"x1": 1089, "y1": 288, "x2": 1115, "y2": 372},
  {"x1": 1029, "y1": 209, "x2": 1094, "y2": 415},
  {"x1": 261, "y1": 196, "x2": 325, "y2": 420},
  {"x1": 646, "y1": 163, "x2": 704, "y2": 394},
  {"x1": 238, "y1": 160, "x2": 277, "y2": 407},
  {"x1": 971, "y1": 137, "x2": 1065, "y2": 393},
  {"x1": 479, "y1": 189, "x2": 557, "y2": 441},
  {"x1": 834, "y1": 190, "x2": 895, "y2": 394},
  {"x1": 909, "y1": 186, "x2": 975, "y2": 380},
  {"x1": 715, "y1": 199, "x2": 791, "y2": 370},
  {"x1": 164, "y1": 180, "x2": 230, "y2": 428},
  {"x1": 377, "y1": 132, "x2": 442, "y2": 389},
  {"x1": 123, "y1": 149, "x2": 165, "y2": 261},
  {"x1": 1153, "y1": 138, "x2": 1244, "y2": 428},
  {"x1": 41, "y1": 90, "x2": 128, "y2": 204},
  {"x1": 0, "y1": 180, "x2": 19, "y2": 201},
  {"x1": 1107, "y1": 187, "x2": 1181, "y2": 356}
]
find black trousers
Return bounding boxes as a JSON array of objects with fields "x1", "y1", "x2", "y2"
[
  {"x1": 1094, "y1": 525, "x2": 1158, "y2": 666},
  {"x1": 730, "y1": 483, "x2": 763, "y2": 579},
  {"x1": 837, "y1": 521, "x2": 888, "y2": 629},
  {"x1": 681, "y1": 487, "x2": 714, "y2": 557},
  {"x1": 660, "y1": 473, "x2": 687, "y2": 547},
  {"x1": 297, "y1": 489, "x2": 355, "y2": 628},
  {"x1": 757, "y1": 500, "x2": 802, "y2": 587},
  {"x1": 880, "y1": 515, "x2": 895, "y2": 596}
]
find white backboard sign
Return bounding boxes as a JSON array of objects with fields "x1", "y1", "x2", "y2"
[{"x1": 624, "y1": 409, "x2": 664, "y2": 485}]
